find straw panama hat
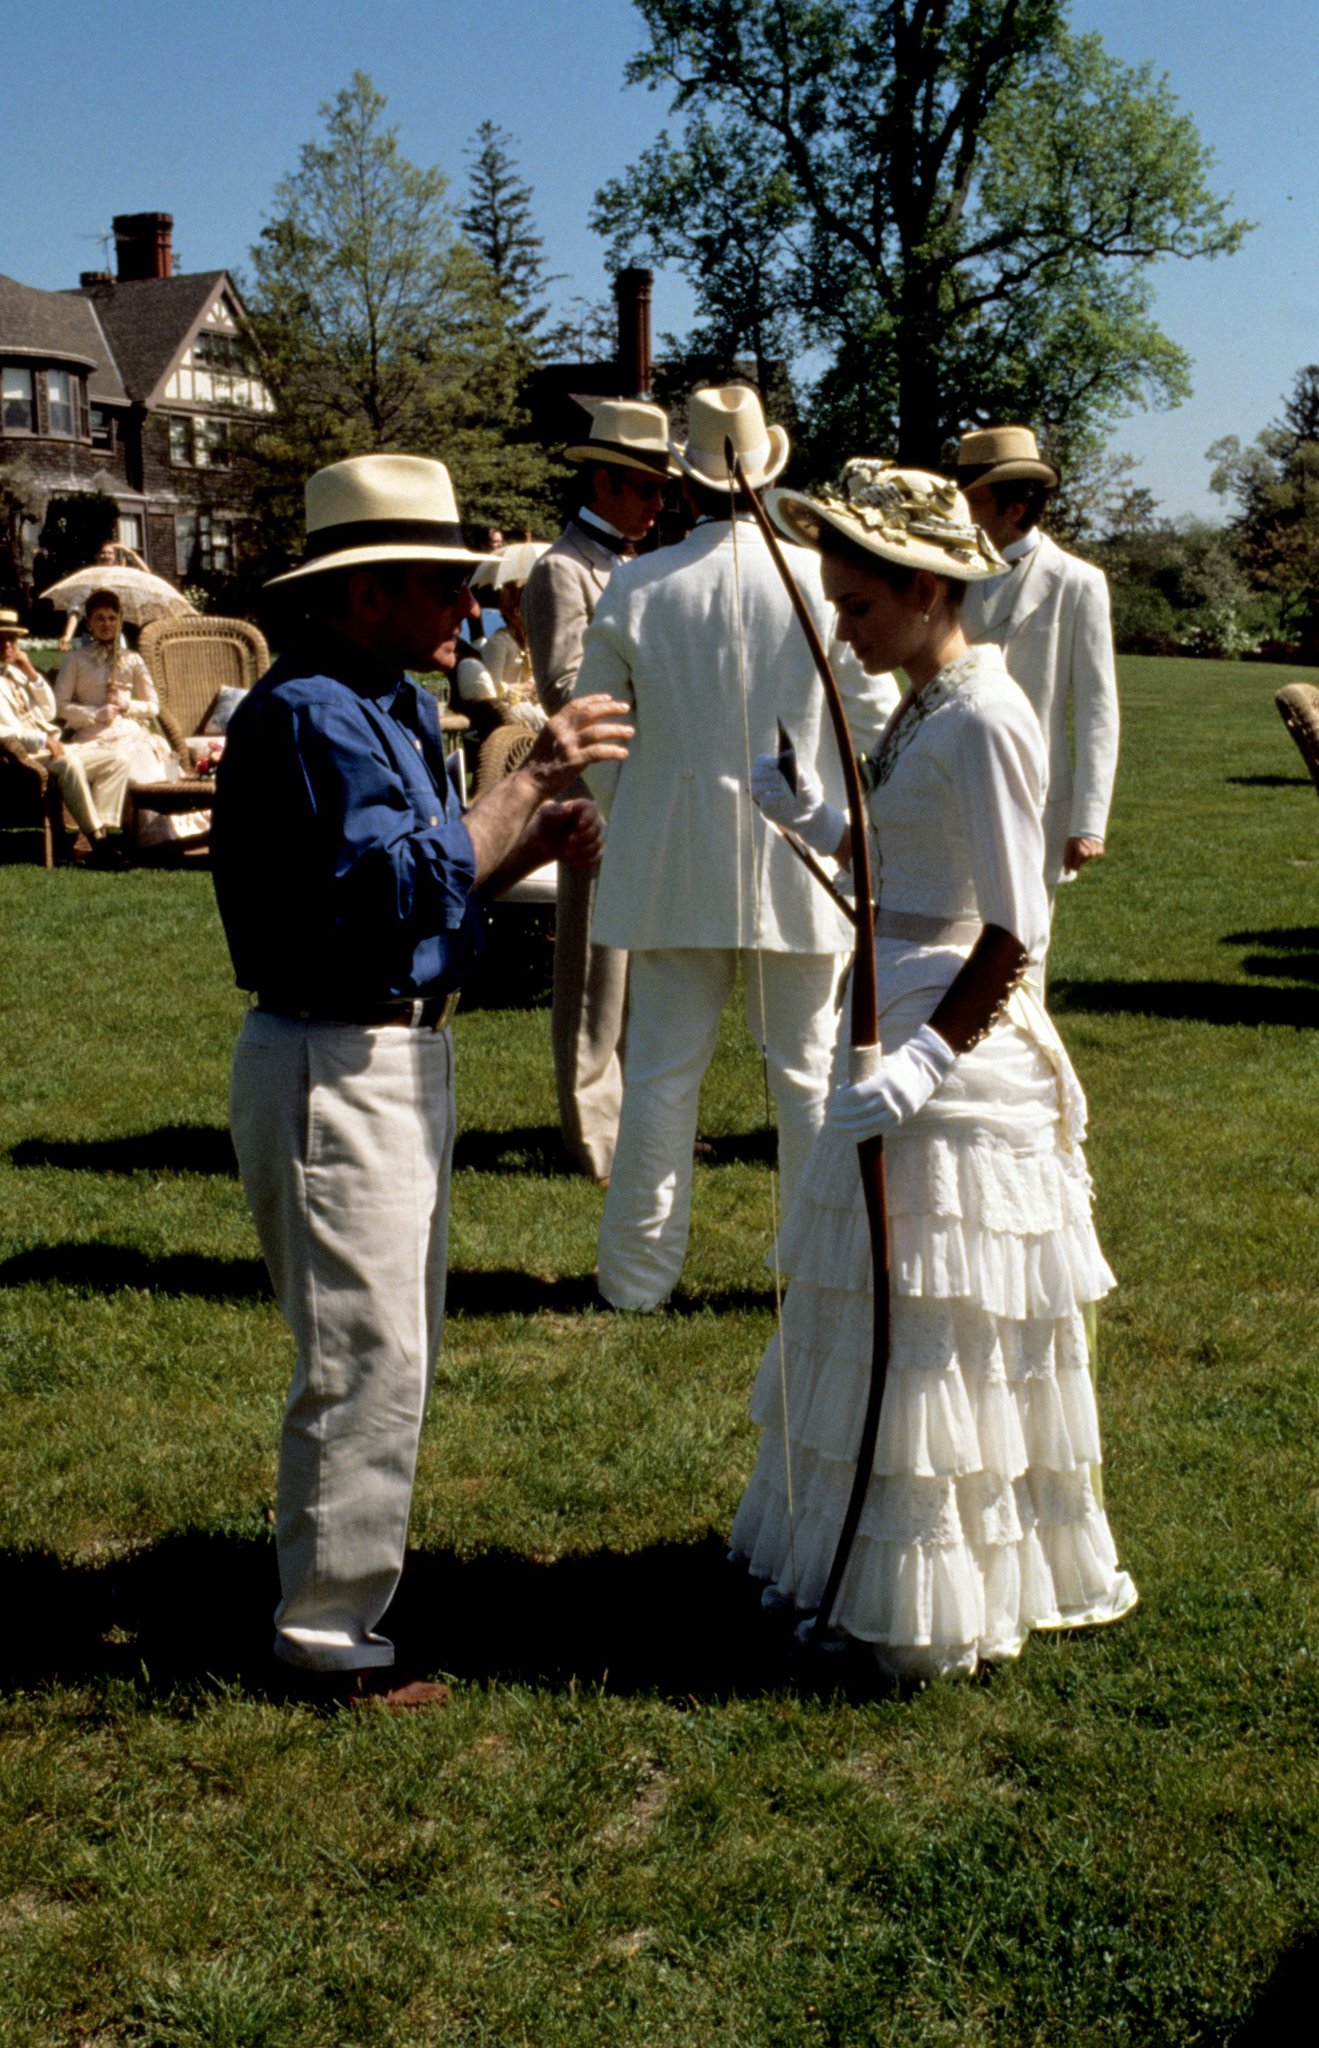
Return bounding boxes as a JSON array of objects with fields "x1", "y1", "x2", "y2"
[
  {"x1": 672, "y1": 384, "x2": 790, "y2": 493},
  {"x1": 955, "y1": 424, "x2": 1060, "y2": 491},
  {"x1": 0, "y1": 608, "x2": 27, "y2": 635},
  {"x1": 264, "y1": 454, "x2": 494, "y2": 590},
  {"x1": 563, "y1": 398, "x2": 680, "y2": 478},
  {"x1": 768, "y1": 460, "x2": 1008, "y2": 582}
]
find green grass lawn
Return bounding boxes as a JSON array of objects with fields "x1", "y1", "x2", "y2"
[{"x1": 2, "y1": 654, "x2": 1318, "y2": 2046}]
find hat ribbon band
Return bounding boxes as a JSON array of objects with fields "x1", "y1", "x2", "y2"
[
  {"x1": 576, "y1": 440, "x2": 672, "y2": 476},
  {"x1": 302, "y1": 517, "x2": 470, "y2": 560}
]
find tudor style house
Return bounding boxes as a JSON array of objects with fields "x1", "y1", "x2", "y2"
[{"x1": 0, "y1": 211, "x2": 270, "y2": 603}]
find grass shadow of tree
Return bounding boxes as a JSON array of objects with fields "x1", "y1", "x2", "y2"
[
  {"x1": 0, "y1": 1243, "x2": 270, "y2": 1301},
  {"x1": 1050, "y1": 979, "x2": 1318, "y2": 1027},
  {"x1": 9, "y1": 1124, "x2": 238, "y2": 1177}
]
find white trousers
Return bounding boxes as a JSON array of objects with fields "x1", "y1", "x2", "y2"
[
  {"x1": 229, "y1": 1008, "x2": 455, "y2": 1671},
  {"x1": 597, "y1": 947, "x2": 843, "y2": 1311}
]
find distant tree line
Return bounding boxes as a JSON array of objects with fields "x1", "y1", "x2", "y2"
[{"x1": 1068, "y1": 368, "x2": 1319, "y2": 663}]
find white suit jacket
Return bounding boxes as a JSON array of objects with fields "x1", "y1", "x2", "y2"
[
  {"x1": 962, "y1": 531, "x2": 1119, "y2": 871},
  {"x1": 573, "y1": 519, "x2": 896, "y2": 954}
]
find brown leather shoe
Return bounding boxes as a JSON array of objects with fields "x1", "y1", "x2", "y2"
[
  {"x1": 282, "y1": 1666, "x2": 449, "y2": 1711},
  {"x1": 348, "y1": 1671, "x2": 450, "y2": 1711}
]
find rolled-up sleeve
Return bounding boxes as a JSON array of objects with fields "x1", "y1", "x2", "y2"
[{"x1": 292, "y1": 698, "x2": 476, "y2": 938}]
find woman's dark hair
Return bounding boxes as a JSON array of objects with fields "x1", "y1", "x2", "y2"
[
  {"x1": 815, "y1": 526, "x2": 967, "y2": 609},
  {"x1": 84, "y1": 588, "x2": 123, "y2": 618}
]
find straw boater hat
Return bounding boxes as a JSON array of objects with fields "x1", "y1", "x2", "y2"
[
  {"x1": 563, "y1": 399, "x2": 679, "y2": 478},
  {"x1": 264, "y1": 454, "x2": 493, "y2": 590},
  {"x1": 672, "y1": 384, "x2": 790, "y2": 493},
  {"x1": 767, "y1": 460, "x2": 1007, "y2": 581},
  {"x1": 954, "y1": 425, "x2": 1059, "y2": 492},
  {"x1": 0, "y1": 608, "x2": 26, "y2": 637}
]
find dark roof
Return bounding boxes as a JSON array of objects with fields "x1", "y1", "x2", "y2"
[
  {"x1": 0, "y1": 272, "x2": 128, "y2": 403},
  {"x1": 75, "y1": 270, "x2": 228, "y2": 405}
]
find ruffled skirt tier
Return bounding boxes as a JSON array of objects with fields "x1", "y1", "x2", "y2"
[{"x1": 730, "y1": 1019, "x2": 1137, "y2": 1679}]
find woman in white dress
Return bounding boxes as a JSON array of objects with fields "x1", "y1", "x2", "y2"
[
  {"x1": 54, "y1": 590, "x2": 175, "y2": 818},
  {"x1": 732, "y1": 461, "x2": 1137, "y2": 1680},
  {"x1": 456, "y1": 544, "x2": 548, "y2": 733}
]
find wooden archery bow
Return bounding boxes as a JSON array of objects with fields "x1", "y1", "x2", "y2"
[{"x1": 729, "y1": 445, "x2": 892, "y2": 1645}]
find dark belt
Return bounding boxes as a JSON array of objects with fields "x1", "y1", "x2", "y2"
[{"x1": 253, "y1": 991, "x2": 460, "y2": 1031}]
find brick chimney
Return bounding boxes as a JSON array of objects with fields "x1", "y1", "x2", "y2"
[
  {"x1": 113, "y1": 212, "x2": 174, "y2": 282},
  {"x1": 79, "y1": 271, "x2": 115, "y2": 291},
  {"x1": 615, "y1": 267, "x2": 653, "y2": 399}
]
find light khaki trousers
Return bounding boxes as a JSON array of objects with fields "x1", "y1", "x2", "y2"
[
  {"x1": 230, "y1": 1009, "x2": 455, "y2": 1671},
  {"x1": 60, "y1": 738, "x2": 137, "y2": 830},
  {"x1": 597, "y1": 947, "x2": 843, "y2": 1311},
  {"x1": 553, "y1": 858, "x2": 628, "y2": 1179}
]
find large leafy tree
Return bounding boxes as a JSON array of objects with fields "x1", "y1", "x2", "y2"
[
  {"x1": 1209, "y1": 368, "x2": 1319, "y2": 659},
  {"x1": 244, "y1": 73, "x2": 555, "y2": 579},
  {"x1": 593, "y1": 0, "x2": 1247, "y2": 472}
]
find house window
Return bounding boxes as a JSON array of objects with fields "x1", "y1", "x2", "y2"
[
  {"x1": 175, "y1": 509, "x2": 234, "y2": 577},
  {"x1": 90, "y1": 405, "x2": 115, "y2": 451},
  {"x1": 200, "y1": 418, "x2": 231, "y2": 469},
  {"x1": 174, "y1": 511, "x2": 197, "y2": 577},
  {"x1": 46, "y1": 369, "x2": 75, "y2": 437},
  {"x1": 201, "y1": 512, "x2": 234, "y2": 574},
  {"x1": 169, "y1": 414, "x2": 232, "y2": 468},
  {"x1": 117, "y1": 515, "x2": 143, "y2": 554},
  {"x1": 2, "y1": 366, "x2": 34, "y2": 431}
]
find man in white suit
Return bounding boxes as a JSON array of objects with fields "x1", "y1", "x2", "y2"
[
  {"x1": 574, "y1": 386, "x2": 895, "y2": 1311},
  {"x1": 957, "y1": 426, "x2": 1119, "y2": 896},
  {"x1": 523, "y1": 400, "x2": 678, "y2": 1182}
]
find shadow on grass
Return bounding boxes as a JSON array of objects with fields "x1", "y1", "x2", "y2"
[
  {"x1": 0, "y1": 1243, "x2": 270, "y2": 1301},
  {"x1": 1228, "y1": 1934, "x2": 1319, "y2": 2045},
  {"x1": 452, "y1": 1124, "x2": 568, "y2": 1176},
  {"x1": 445, "y1": 1268, "x2": 775, "y2": 1318},
  {"x1": 1051, "y1": 979, "x2": 1318, "y2": 1028},
  {"x1": 9, "y1": 1123, "x2": 238, "y2": 1177},
  {"x1": 0, "y1": 1245, "x2": 772, "y2": 1318},
  {"x1": 0, "y1": 1529, "x2": 865, "y2": 1704},
  {"x1": 1222, "y1": 926, "x2": 1319, "y2": 951},
  {"x1": 1225, "y1": 774, "x2": 1314, "y2": 789},
  {"x1": 450, "y1": 1125, "x2": 775, "y2": 1176}
]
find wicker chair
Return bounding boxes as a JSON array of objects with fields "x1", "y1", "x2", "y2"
[
  {"x1": 0, "y1": 737, "x2": 71, "y2": 867},
  {"x1": 1274, "y1": 682, "x2": 1319, "y2": 801},
  {"x1": 471, "y1": 720, "x2": 538, "y2": 798},
  {"x1": 138, "y1": 614, "x2": 270, "y2": 767}
]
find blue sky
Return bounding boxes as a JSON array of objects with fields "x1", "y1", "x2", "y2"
[{"x1": 6, "y1": 0, "x2": 1316, "y2": 521}]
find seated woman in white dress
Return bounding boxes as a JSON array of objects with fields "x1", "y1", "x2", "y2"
[
  {"x1": 732, "y1": 461, "x2": 1137, "y2": 1681},
  {"x1": 462, "y1": 544, "x2": 548, "y2": 732},
  {"x1": 54, "y1": 590, "x2": 176, "y2": 817}
]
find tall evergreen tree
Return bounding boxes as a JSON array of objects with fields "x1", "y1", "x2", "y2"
[{"x1": 461, "y1": 121, "x2": 554, "y2": 349}]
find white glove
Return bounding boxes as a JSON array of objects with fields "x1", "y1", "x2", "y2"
[
  {"x1": 749, "y1": 752, "x2": 846, "y2": 858},
  {"x1": 827, "y1": 1024, "x2": 956, "y2": 1140}
]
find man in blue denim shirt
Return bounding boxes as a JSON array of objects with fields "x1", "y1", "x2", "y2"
[{"x1": 213, "y1": 454, "x2": 631, "y2": 1706}]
